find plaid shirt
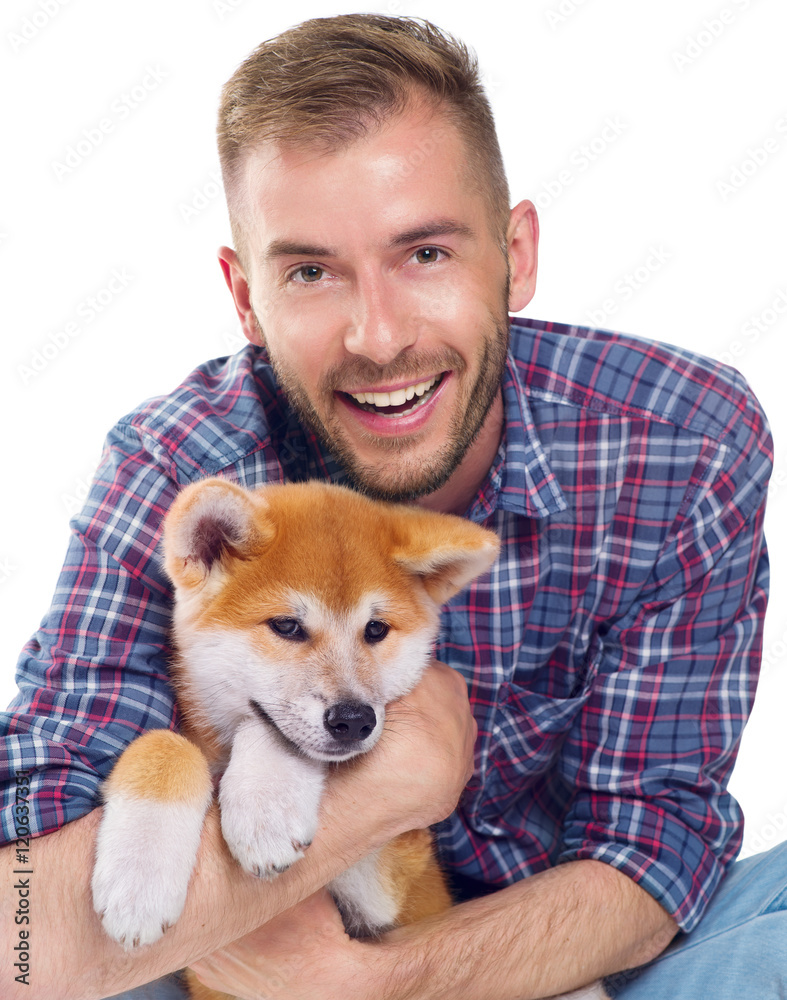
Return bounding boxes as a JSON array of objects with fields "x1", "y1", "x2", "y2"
[{"x1": 0, "y1": 317, "x2": 771, "y2": 932}]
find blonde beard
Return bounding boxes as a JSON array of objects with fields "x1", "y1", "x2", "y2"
[{"x1": 263, "y1": 319, "x2": 509, "y2": 503}]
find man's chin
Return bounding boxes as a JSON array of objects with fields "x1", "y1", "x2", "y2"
[
  {"x1": 280, "y1": 393, "x2": 454, "y2": 500},
  {"x1": 322, "y1": 438, "x2": 462, "y2": 503},
  {"x1": 344, "y1": 467, "x2": 454, "y2": 504}
]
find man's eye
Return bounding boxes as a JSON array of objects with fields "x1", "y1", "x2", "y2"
[
  {"x1": 291, "y1": 265, "x2": 324, "y2": 283},
  {"x1": 413, "y1": 246, "x2": 444, "y2": 265}
]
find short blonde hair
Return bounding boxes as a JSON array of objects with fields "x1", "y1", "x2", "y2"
[{"x1": 217, "y1": 14, "x2": 510, "y2": 264}]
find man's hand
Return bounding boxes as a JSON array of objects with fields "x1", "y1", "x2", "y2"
[
  {"x1": 322, "y1": 659, "x2": 477, "y2": 848},
  {"x1": 190, "y1": 890, "x2": 385, "y2": 1000}
]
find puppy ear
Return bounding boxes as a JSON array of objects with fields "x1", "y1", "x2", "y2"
[
  {"x1": 162, "y1": 478, "x2": 272, "y2": 590},
  {"x1": 392, "y1": 511, "x2": 499, "y2": 605}
]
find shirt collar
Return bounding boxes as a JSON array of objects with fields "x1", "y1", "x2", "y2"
[{"x1": 467, "y1": 354, "x2": 567, "y2": 522}]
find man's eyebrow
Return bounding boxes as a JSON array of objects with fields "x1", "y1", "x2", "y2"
[
  {"x1": 263, "y1": 239, "x2": 338, "y2": 262},
  {"x1": 387, "y1": 219, "x2": 476, "y2": 248},
  {"x1": 262, "y1": 219, "x2": 476, "y2": 263}
]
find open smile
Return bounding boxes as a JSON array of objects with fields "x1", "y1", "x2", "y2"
[{"x1": 340, "y1": 373, "x2": 446, "y2": 418}]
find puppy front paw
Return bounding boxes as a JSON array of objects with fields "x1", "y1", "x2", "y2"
[
  {"x1": 92, "y1": 795, "x2": 207, "y2": 949},
  {"x1": 220, "y1": 796, "x2": 316, "y2": 879},
  {"x1": 92, "y1": 859, "x2": 184, "y2": 949},
  {"x1": 219, "y1": 745, "x2": 324, "y2": 879}
]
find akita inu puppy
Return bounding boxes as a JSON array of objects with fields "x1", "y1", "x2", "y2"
[
  {"x1": 90, "y1": 479, "x2": 497, "y2": 988},
  {"x1": 91, "y1": 478, "x2": 608, "y2": 1000}
]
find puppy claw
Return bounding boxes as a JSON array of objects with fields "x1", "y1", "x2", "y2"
[
  {"x1": 249, "y1": 858, "x2": 294, "y2": 879},
  {"x1": 220, "y1": 806, "x2": 312, "y2": 881}
]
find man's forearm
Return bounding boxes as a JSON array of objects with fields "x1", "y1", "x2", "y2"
[
  {"x1": 374, "y1": 859, "x2": 679, "y2": 1000},
  {"x1": 0, "y1": 800, "x2": 371, "y2": 1000}
]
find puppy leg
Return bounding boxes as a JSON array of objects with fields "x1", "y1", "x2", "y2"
[
  {"x1": 378, "y1": 829, "x2": 452, "y2": 926},
  {"x1": 219, "y1": 716, "x2": 325, "y2": 879},
  {"x1": 330, "y1": 829, "x2": 451, "y2": 937},
  {"x1": 92, "y1": 729, "x2": 212, "y2": 949}
]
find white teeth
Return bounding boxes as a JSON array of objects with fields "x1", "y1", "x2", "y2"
[{"x1": 348, "y1": 375, "x2": 438, "y2": 408}]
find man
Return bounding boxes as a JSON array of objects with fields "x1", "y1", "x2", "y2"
[{"x1": 1, "y1": 14, "x2": 784, "y2": 999}]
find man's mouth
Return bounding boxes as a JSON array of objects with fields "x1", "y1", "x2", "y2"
[{"x1": 341, "y1": 373, "x2": 445, "y2": 417}]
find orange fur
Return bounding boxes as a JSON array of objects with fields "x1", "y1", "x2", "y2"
[
  {"x1": 377, "y1": 829, "x2": 453, "y2": 925},
  {"x1": 104, "y1": 729, "x2": 211, "y2": 803},
  {"x1": 164, "y1": 480, "x2": 494, "y2": 627}
]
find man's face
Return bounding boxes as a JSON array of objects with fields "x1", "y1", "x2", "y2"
[{"x1": 223, "y1": 109, "x2": 536, "y2": 501}]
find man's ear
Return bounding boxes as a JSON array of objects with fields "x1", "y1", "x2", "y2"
[
  {"x1": 392, "y1": 511, "x2": 500, "y2": 605},
  {"x1": 217, "y1": 246, "x2": 265, "y2": 348},
  {"x1": 162, "y1": 478, "x2": 273, "y2": 590},
  {"x1": 506, "y1": 199, "x2": 539, "y2": 314}
]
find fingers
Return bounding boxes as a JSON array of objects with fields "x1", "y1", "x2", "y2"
[
  {"x1": 325, "y1": 660, "x2": 478, "y2": 843},
  {"x1": 189, "y1": 890, "x2": 355, "y2": 999}
]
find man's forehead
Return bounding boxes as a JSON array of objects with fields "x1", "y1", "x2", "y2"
[
  {"x1": 242, "y1": 109, "x2": 461, "y2": 182},
  {"x1": 236, "y1": 121, "x2": 482, "y2": 257}
]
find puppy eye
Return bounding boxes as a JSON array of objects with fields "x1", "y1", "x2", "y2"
[
  {"x1": 364, "y1": 619, "x2": 389, "y2": 643},
  {"x1": 268, "y1": 617, "x2": 307, "y2": 641}
]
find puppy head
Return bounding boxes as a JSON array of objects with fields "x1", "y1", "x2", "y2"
[{"x1": 162, "y1": 479, "x2": 499, "y2": 761}]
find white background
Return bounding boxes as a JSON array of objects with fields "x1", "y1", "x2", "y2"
[{"x1": 1, "y1": 0, "x2": 785, "y2": 857}]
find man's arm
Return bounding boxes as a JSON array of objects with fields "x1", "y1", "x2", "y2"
[
  {"x1": 190, "y1": 859, "x2": 678, "y2": 1000},
  {"x1": 2, "y1": 805, "x2": 294, "y2": 1000},
  {"x1": 0, "y1": 662, "x2": 476, "y2": 1000},
  {"x1": 379, "y1": 858, "x2": 678, "y2": 999}
]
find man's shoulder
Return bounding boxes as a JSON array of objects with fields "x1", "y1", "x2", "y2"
[
  {"x1": 111, "y1": 345, "x2": 286, "y2": 478},
  {"x1": 508, "y1": 316, "x2": 765, "y2": 444}
]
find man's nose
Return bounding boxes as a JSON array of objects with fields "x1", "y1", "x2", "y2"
[{"x1": 342, "y1": 277, "x2": 417, "y2": 365}]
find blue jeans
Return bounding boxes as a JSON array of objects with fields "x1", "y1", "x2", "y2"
[{"x1": 107, "y1": 842, "x2": 787, "y2": 999}]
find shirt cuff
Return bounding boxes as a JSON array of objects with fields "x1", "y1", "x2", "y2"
[{"x1": 559, "y1": 796, "x2": 735, "y2": 932}]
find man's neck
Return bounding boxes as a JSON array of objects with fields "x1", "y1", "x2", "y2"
[{"x1": 413, "y1": 392, "x2": 504, "y2": 517}]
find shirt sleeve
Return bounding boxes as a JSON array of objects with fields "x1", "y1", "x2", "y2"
[
  {"x1": 0, "y1": 420, "x2": 181, "y2": 844},
  {"x1": 558, "y1": 386, "x2": 772, "y2": 932}
]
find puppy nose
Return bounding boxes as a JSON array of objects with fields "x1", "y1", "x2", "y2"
[{"x1": 324, "y1": 702, "x2": 377, "y2": 742}]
